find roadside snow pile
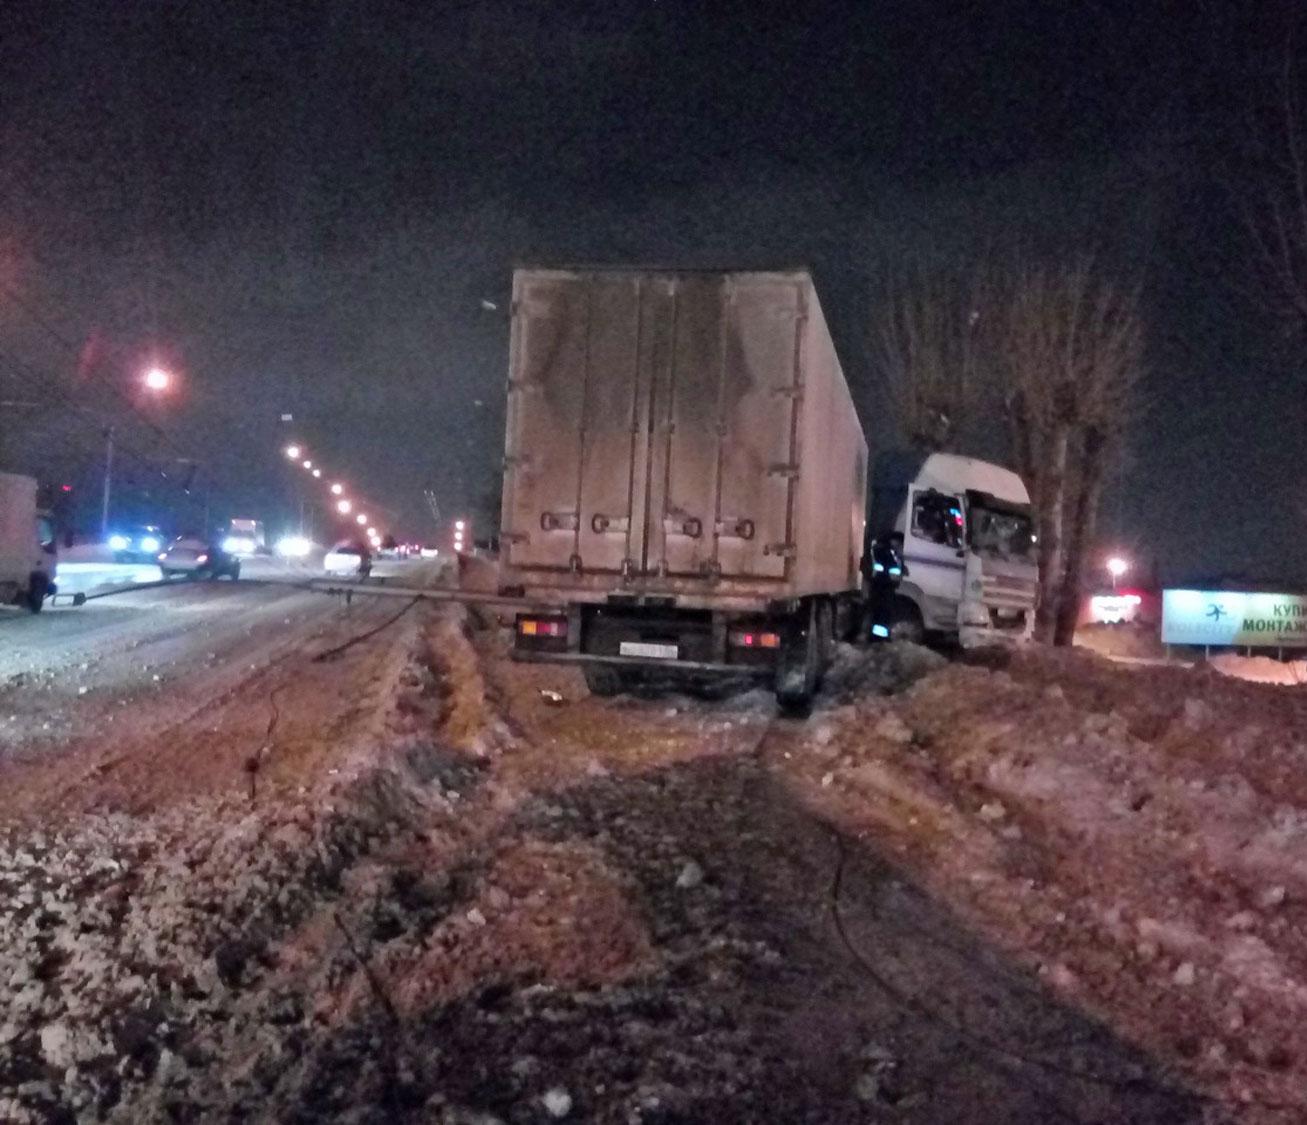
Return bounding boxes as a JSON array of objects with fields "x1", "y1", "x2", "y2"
[
  {"x1": 820, "y1": 641, "x2": 946, "y2": 704},
  {"x1": 800, "y1": 644, "x2": 1307, "y2": 1122},
  {"x1": 1210, "y1": 652, "x2": 1307, "y2": 686}
]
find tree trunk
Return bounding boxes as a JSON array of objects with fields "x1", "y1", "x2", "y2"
[
  {"x1": 1053, "y1": 427, "x2": 1109, "y2": 647},
  {"x1": 1032, "y1": 421, "x2": 1068, "y2": 643}
]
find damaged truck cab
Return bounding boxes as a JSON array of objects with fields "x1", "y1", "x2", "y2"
[{"x1": 869, "y1": 451, "x2": 1037, "y2": 646}]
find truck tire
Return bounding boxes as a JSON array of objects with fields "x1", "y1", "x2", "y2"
[
  {"x1": 775, "y1": 602, "x2": 819, "y2": 716},
  {"x1": 25, "y1": 573, "x2": 48, "y2": 613},
  {"x1": 891, "y1": 596, "x2": 926, "y2": 645},
  {"x1": 584, "y1": 665, "x2": 624, "y2": 698},
  {"x1": 815, "y1": 599, "x2": 834, "y2": 687}
]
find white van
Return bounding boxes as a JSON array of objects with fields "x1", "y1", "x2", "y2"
[
  {"x1": 869, "y1": 452, "x2": 1037, "y2": 645},
  {"x1": 0, "y1": 473, "x2": 57, "y2": 612}
]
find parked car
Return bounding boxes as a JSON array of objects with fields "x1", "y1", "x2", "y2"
[
  {"x1": 157, "y1": 536, "x2": 241, "y2": 580},
  {"x1": 323, "y1": 539, "x2": 372, "y2": 578}
]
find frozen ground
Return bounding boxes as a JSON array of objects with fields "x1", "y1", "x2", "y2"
[{"x1": 0, "y1": 594, "x2": 1302, "y2": 1122}]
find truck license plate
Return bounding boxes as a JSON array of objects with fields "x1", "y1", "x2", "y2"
[{"x1": 620, "y1": 642, "x2": 678, "y2": 660}]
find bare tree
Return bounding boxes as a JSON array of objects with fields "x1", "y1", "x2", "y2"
[
  {"x1": 992, "y1": 259, "x2": 1145, "y2": 644},
  {"x1": 873, "y1": 270, "x2": 985, "y2": 451},
  {"x1": 1242, "y1": 43, "x2": 1307, "y2": 339}
]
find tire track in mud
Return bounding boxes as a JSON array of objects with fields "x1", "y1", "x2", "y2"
[{"x1": 369, "y1": 614, "x2": 1208, "y2": 1124}]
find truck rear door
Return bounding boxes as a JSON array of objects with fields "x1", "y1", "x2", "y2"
[
  {"x1": 503, "y1": 272, "x2": 803, "y2": 584},
  {"x1": 502, "y1": 273, "x2": 645, "y2": 574}
]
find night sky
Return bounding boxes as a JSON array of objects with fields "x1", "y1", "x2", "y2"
[{"x1": 0, "y1": 1, "x2": 1301, "y2": 581}]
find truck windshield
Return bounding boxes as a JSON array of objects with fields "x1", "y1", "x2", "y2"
[{"x1": 968, "y1": 502, "x2": 1033, "y2": 559}]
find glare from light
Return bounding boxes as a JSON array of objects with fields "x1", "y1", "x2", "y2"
[
  {"x1": 331, "y1": 483, "x2": 343, "y2": 495},
  {"x1": 139, "y1": 535, "x2": 160, "y2": 554},
  {"x1": 336, "y1": 499, "x2": 352, "y2": 514},
  {"x1": 276, "y1": 535, "x2": 312, "y2": 559},
  {"x1": 1106, "y1": 556, "x2": 1129, "y2": 579},
  {"x1": 285, "y1": 444, "x2": 302, "y2": 460},
  {"x1": 312, "y1": 469, "x2": 322, "y2": 478},
  {"x1": 143, "y1": 367, "x2": 171, "y2": 392},
  {"x1": 223, "y1": 536, "x2": 255, "y2": 556},
  {"x1": 356, "y1": 513, "x2": 367, "y2": 525},
  {"x1": 108, "y1": 534, "x2": 130, "y2": 551}
]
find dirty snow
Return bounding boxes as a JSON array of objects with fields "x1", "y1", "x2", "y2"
[{"x1": 2, "y1": 594, "x2": 1303, "y2": 1122}]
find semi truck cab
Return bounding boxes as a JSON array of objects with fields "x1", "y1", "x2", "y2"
[{"x1": 869, "y1": 451, "x2": 1037, "y2": 645}]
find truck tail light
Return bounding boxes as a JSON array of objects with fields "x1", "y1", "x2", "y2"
[
  {"x1": 728, "y1": 630, "x2": 781, "y2": 649},
  {"x1": 518, "y1": 617, "x2": 568, "y2": 639}
]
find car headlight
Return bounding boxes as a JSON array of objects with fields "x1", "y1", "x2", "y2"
[
  {"x1": 108, "y1": 534, "x2": 130, "y2": 551},
  {"x1": 276, "y1": 536, "x2": 312, "y2": 558},
  {"x1": 139, "y1": 536, "x2": 160, "y2": 553}
]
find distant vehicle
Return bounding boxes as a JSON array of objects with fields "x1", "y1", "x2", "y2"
[
  {"x1": 0, "y1": 472, "x2": 58, "y2": 612},
  {"x1": 158, "y1": 536, "x2": 241, "y2": 581},
  {"x1": 323, "y1": 540, "x2": 372, "y2": 578},
  {"x1": 499, "y1": 268, "x2": 867, "y2": 711},
  {"x1": 223, "y1": 518, "x2": 266, "y2": 557},
  {"x1": 108, "y1": 524, "x2": 166, "y2": 562},
  {"x1": 868, "y1": 451, "x2": 1038, "y2": 645}
]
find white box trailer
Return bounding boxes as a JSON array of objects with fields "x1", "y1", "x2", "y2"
[
  {"x1": 499, "y1": 267, "x2": 867, "y2": 708},
  {"x1": 0, "y1": 472, "x2": 57, "y2": 612}
]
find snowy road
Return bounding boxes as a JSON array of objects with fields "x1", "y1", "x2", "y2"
[{"x1": 0, "y1": 565, "x2": 433, "y2": 818}]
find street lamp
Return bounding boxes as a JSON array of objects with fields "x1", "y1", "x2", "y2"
[
  {"x1": 312, "y1": 468, "x2": 321, "y2": 478},
  {"x1": 356, "y1": 513, "x2": 368, "y2": 525},
  {"x1": 100, "y1": 368, "x2": 177, "y2": 537},
  {"x1": 285, "y1": 444, "x2": 302, "y2": 460},
  {"x1": 1106, "y1": 556, "x2": 1128, "y2": 591},
  {"x1": 331, "y1": 483, "x2": 343, "y2": 495},
  {"x1": 302, "y1": 459, "x2": 312, "y2": 470},
  {"x1": 336, "y1": 499, "x2": 352, "y2": 515}
]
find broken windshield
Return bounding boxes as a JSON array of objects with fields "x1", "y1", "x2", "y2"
[{"x1": 968, "y1": 501, "x2": 1034, "y2": 559}]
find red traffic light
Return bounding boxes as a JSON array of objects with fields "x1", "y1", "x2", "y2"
[{"x1": 61, "y1": 484, "x2": 73, "y2": 492}]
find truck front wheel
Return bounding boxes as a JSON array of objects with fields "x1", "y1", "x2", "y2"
[
  {"x1": 25, "y1": 573, "x2": 49, "y2": 613},
  {"x1": 891, "y1": 596, "x2": 926, "y2": 645}
]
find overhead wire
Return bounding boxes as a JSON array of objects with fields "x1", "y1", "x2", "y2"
[{"x1": 0, "y1": 277, "x2": 186, "y2": 455}]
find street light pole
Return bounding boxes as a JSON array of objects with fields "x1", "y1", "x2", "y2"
[{"x1": 100, "y1": 425, "x2": 115, "y2": 537}]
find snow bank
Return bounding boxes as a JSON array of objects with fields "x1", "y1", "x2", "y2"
[{"x1": 1209, "y1": 652, "x2": 1307, "y2": 686}]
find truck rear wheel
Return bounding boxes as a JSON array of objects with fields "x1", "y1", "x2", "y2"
[
  {"x1": 775, "y1": 602, "x2": 820, "y2": 715},
  {"x1": 583, "y1": 665, "x2": 625, "y2": 698},
  {"x1": 25, "y1": 573, "x2": 48, "y2": 613}
]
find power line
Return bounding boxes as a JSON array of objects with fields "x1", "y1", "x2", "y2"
[{"x1": 0, "y1": 277, "x2": 187, "y2": 458}]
